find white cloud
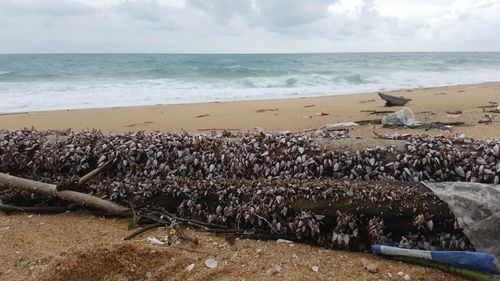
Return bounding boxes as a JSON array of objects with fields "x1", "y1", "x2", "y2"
[{"x1": 0, "y1": 0, "x2": 499, "y2": 53}]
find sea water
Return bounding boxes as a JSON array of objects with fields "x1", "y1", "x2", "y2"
[{"x1": 1, "y1": 52, "x2": 499, "y2": 113}]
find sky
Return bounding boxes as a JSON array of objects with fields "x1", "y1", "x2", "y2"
[{"x1": 0, "y1": 0, "x2": 499, "y2": 53}]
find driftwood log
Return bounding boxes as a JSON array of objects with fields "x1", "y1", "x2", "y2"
[{"x1": 0, "y1": 172, "x2": 128, "y2": 213}]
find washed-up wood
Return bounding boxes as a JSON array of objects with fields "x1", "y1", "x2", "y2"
[
  {"x1": 57, "y1": 158, "x2": 115, "y2": 191},
  {"x1": 361, "y1": 110, "x2": 396, "y2": 115},
  {"x1": 0, "y1": 172, "x2": 128, "y2": 213},
  {"x1": 378, "y1": 93, "x2": 411, "y2": 106}
]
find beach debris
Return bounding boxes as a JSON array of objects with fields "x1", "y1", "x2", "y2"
[
  {"x1": 321, "y1": 122, "x2": 358, "y2": 130},
  {"x1": 146, "y1": 271, "x2": 152, "y2": 278},
  {"x1": 478, "y1": 114, "x2": 500, "y2": 124},
  {"x1": 446, "y1": 110, "x2": 463, "y2": 115},
  {"x1": 478, "y1": 101, "x2": 497, "y2": 109},
  {"x1": 304, "y1": 115, "x2": 315, "y2": 119},
  {"x1": 194, "y1": 114, "x2": 210, "y2": 118},
  {"x1": 384, "y1": 121, "x2": 466, "y2": 130},
  {"x1": 276, "y1": 239, "x2": 294, "y2": 244},
  {"x1": 1, "y1": 129, "x2": 500, "y2": 253},
  {"x1": 147, "y1": 237, "x2": 165, "y2": 245},
  {"x1": 186, "y1": 264, "x2": 195, "y2": 271},
  {"x1": 256, "y1": 108, "x2": 278, "y2": 113},
  {"x1": 359, "y1": 99, "x2": 376, "y2": 104},
  {"x1": 361, "y1": 258, "x2": 378, "y2": 273},
  {"x1": 361, "y1": 110, "x2": 396, "y2": 115},
  {"x1": 311, "y1": 266, "x2": 319, "y2": 272},
  {"x1": 205, "y1": 258, "x2": 218, "y2": 269},
  {"x1": 486, "y1": 108, "x2": 500, "y2": 113},
  {"x1": 404, "y1": 274, "x2": 411, "y2": 280},
  {"x1": 354, "y1": 119, "x2": 381, "y2": 125},
  {"x1": 315, "y1": 112, "x2": 330, "y2": 116},
  {"x1": 378, "y1": 93, "x2": 411, "y2": 106},
  {"x1": 304, "y1": 104, "x2": 315, "y2": 108},
  {"x1": 197, "y1": 128, "x2": 240, "y2": 131},
  {"x1": 255, "y1": 127, "x2": 265, "y2": 134},
  {"x1": 267, "y1": 264, "x2": 281, "y2": 276},
  {"x1": 381, "y1": 107, "x2": 416, "y2": 125},
  {"x1": 0, "y1": 172, "x2": 128, "y2": 214}
]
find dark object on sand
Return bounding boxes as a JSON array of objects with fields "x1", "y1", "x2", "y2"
[{"x1": 378, "y1": 93, "x2": 411, "y2": 106}]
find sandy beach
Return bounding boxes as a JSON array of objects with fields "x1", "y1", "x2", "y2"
[
  {"x1": 1, "y1": 82, "x2": 499, "y2": 139},
  {"x1": 1, "y1": 82, "x2": 499, "y2": 281}
]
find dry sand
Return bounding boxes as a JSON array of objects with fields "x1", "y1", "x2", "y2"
[
  {"x1": 0, "y1": 82, "x2": 499, "y2": 139},
  {"x1": 0, "y1": 213, "x2": 466, "y2": 281},
  {"x1": 1, "y1": 82, "x2": 499, "y2": 280}
]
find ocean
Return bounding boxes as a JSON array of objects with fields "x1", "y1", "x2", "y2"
[{"x1": 1, "y1": 52, "x2": 500, "y2": 113}]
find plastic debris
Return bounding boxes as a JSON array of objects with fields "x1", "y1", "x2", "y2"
[
  {"x1": 276, "y1": 239, "x2": 294, "y2": 244},
  {"x1": 147, "y1": 237, "x2": 165, "y2": 245},
  {"x1": 381, "y1": 107, "x2": 416, "y2": 125},
  {"x1": 267, "y1": 264, "x2": 281, "y2": 276},
  {"x1": 186, "y1": 264, "x2": 195, "y2": 271},
  {"x1": 321, "y1": 122, "x2": 358, "y2": 130},
  {"x1": 205, "y1": 258, "x2": 218, "y2": 269},
  {"x1": 132, "y1": 238, "x2": 147, "y2": 243},
  {"x1": 315, "y1": 112, "x2": 330, "y2": 116},
  {"x1": 255, "y1": 127, "x2": 264, "y2": 134}
]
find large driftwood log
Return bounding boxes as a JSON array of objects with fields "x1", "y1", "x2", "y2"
[{"x1": 0, "y1": 173, "x2": 128, "y2": 213}]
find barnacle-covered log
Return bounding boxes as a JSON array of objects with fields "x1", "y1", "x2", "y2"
[
  {"x1": 0, "y1": 129, "x2": 497, "y2": 252},
  {"x1": 0, "y1": 129, "x2": 498, "y2": 184},
  {"x1": 98, "y1": 178, "x2": 468, "y2": 252}
]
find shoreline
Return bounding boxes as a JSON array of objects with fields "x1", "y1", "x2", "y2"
[
  {"x1": 1, "y1": 81, "x2": 499, "y2": 139},
  {"x1": 1, "y1": 81, "x2": 499, "y2": 115}
]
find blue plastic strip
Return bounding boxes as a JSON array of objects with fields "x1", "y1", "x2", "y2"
[
  {"x1": 430, "y1": 251, "x2": 499, "y2": 275},
  {"x1": 371, "y1": 245, "x2": 500, "y2": 275}
]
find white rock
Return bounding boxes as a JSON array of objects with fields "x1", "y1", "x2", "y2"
[
  {"x1": 186, "y1": 264, "x2": 195, "y2": 271},
  {"x1": 146, "y1": 272, "x2": 152, "y2": 278},
  {"x1": 404, "y1": 274, "x2": 411, "y2": 280},
  {"x1": 312, "y1": 266, "x2": 319, "y2": 272},
  {"x1": 205, "y1": 258, "x2": 218, "y2": 269},
  {"x1": 397, "y1": 271, "x2": 404, "y2": 276}
]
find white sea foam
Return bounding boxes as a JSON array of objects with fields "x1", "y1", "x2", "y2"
[{"x1": 1, "y1": 53, "x2": 500, "y2": 113}]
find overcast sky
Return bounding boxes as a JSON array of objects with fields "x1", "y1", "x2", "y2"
[{"x1": 0, "y1": 0, "x2": 499, "y2": 53}]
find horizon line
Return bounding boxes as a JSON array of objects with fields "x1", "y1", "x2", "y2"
[{"x1": 1, "y1": 51, "x2": 500, "y2": 55}]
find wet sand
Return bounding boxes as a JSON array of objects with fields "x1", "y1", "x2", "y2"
[{"x1": 1, "y1": 82, "x2": 499, "y2": 139}]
